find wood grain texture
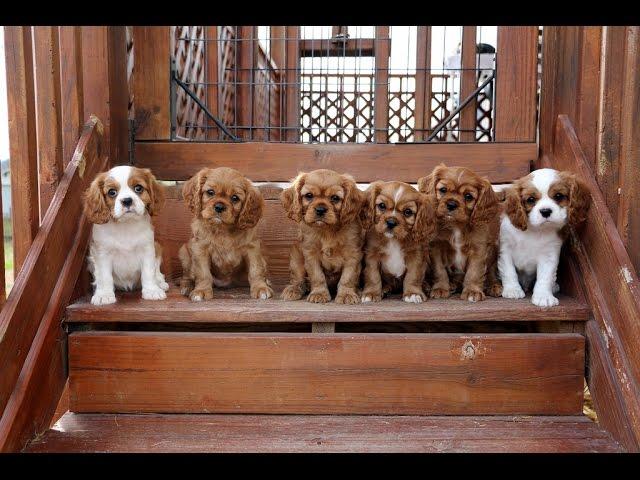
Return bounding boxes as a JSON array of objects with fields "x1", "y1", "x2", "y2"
[
  {"x1": 459, "y1": 26, "x2": 477, "y2": 142},
  {"x1": 374, "y1": 26, "x2": 390, "y2": 143},
  {"x1": 413, "y1": 26, "x2": 431, "y2": 141},
  {"x1": 132, "y1": 27, "x2": 170, "y2": 140},
  {"x1": 495, "y1": 27, "x2": 539, "y2": 142},
  {"x1": 59, "y1": 26, "x2": 85, "y2": 167},
  {"x1": 66, "y1": 286, "x2": 589, "y2": 325},
  {"x1": 3, "y1": 27, "x2": 40, "y2": 273},
  {"x1": 25, "y1": 413, "x2": 622, "y2": 453},
  {"x1": 284, "y1": 26, "x2": 300, "y2": 142},
  {"x1": 0, "y1": 116, "x2": 107, "y2": 424},
  {"x1": 134, "y1": 141, "x2": 536, "y2": 182},
  {"x1": 68, "y1": 332, "x2": 584, "y2": 415}
]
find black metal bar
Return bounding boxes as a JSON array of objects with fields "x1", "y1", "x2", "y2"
[
  {"x1": 173, "y1": 72, "x2": 241, "y2": 142},
  {"x1": 426, "y1": 70, "x2": 495, "y2": 142}
]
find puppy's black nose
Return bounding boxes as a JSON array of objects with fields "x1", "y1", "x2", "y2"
[
  {"x1": 446, "y1": 200, "x2": 458, "y2": 211},
  {"x1": 315, "y1": 206, "x2": 327, "y2": 216},
  {"x1": 214, "y1": 202, "x2": 226, "y2": 213},
  {"x1": 540, "y1": 208, "x2": 552, "y2": 218},
  {"x1": 121, "y1": 197, "x2": 133, "y2": 208},
  {"x1": 386, "y1": 218, "x2": 398, "y2": 229}
]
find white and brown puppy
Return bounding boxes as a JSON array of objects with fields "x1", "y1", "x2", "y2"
[
  {"x1": 83, "y1": 165, "x2": 168, "y2": 305},
  {"x1": 360, "y1": 181, "x2": 436, "y2": 303},
  {"x1": 500, "y1": 168, "x2": 590, "y2": 307}
]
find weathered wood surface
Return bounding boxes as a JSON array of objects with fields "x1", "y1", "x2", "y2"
[
  {"x1": 134, "y1": 141, "x2": 536, "y2": 182},
  {"x1": 59, "y1": 26, "x2": 85, "y2": 168},
  {"x1": 25, "y1": 413, "x2": 623, "y2": 453},
  {"x1": 459, "y1": 26, "x2": 477, "y2": 142},
  {"x1": 374, "y1": 26, "x2": 390, "y2": 143},
  {"x1": 0, "y1": 116, "x2": 108, "y2": 449},
  {"x1": 68, "y1": 332, "x2": 584, "y2": 415}
]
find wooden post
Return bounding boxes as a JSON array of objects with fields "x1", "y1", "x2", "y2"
[
  {"x1": 0, "y1": 177, "x2": 4, "y2": 305},
  {"x1": 3, "y1": 27, "x2": 39, "y2": 274},
  {"x1": 374, "y1": 26, "x2": 390, "y2": 143},
  {"x1": 495, "y1": 26, "x2": 538, "y2": 142},
  {"x1": 414, "y1": 26, "x2": 432, "y2": 141},
  {"x1": 270, "y1": 26, "x2": 286, "y2": 141},
  {"x1": 205, "y1": 27, "x2": 219, "y2": 141},
  {"x1": 131, "y1": 27, "x2": 171, "y2": 141},
  {"x1": 237, "y1": 26, "x2": 256, "y2": 140},
  {"x1": 459, "y1": 26, "x2": 477, "y2": 142},
  {"x1": 58, "y1": 27, "x2": 84, "y2": 167},
  {"x1": 284, "y1": 26, "x2": 300, "y2": 142}
]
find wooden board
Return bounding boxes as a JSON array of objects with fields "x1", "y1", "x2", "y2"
[
  {"x1": 459, "y1": 26, "x2": 477, "y2": 142},
  {"x1": 25, "y1": 413, "x2": 622, "y2": 453},
  {"x1": 68, "y1": 332, "x2": 584, "y2": 415},
  {"x1": 66, "y1": 286, "x2": 590, "y2": 325},
  {"x1": 59, "y1": 27, "x2": 85, "y2": 168},
  {"x1": 134, "y1": 141, "x2": 536, "y2": 182}
]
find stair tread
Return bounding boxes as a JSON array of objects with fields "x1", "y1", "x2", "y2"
[
  {"x1": 66, "y1": 286, "x2": 590, "y2": 324},
  {"x1": 25, "y1": 413, "x2": 623, "y2": 453}
]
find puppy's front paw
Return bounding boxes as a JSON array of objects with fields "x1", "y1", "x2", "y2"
[
  {"x1": 307, "y1": 289, "x2": 331, "y2": 303},
  {"x1": 91, "y1": 291, "x2": 116, "y2": 306},
  {"x1": 142, "y1": 286, "x2": 167, "y2": 301},
  {"x1": 461, "y1": 287, "x2": 485, "y2": 302},
  {"x1": 158, "y1": 280, "x2": 170, "y2": 291},
  {"x1": 532, "y1": 291, "x2": 559, "y2": 307},
  {"x1": 403, "y1": 292, "x2": 426, "y2": 304},
  {"x1": 361, "y1": 290, "x2": 382, "y2": 303},
  {"x1": 487, "y1": 282, "x2": 503, "y2": 297},
  {"x1": 189, "y1": 288, "x2": 213, "y2": 302},
  {"x1": 180, "y1": 280, "x2": 194, "y2": 296},
  {"x1": 335, "y1": 288, "x2": 360, "y2": 305},
  {"x1": 281, "y1": 284, "x2": 305, "y2": 301},
  {"x1": 251, "y1": 284, "x2": 274, "y2": 300},
  {"x1": 430, "y1": 287, "x2": 451, "y2": 299},
  {"x1": 502, "y1": 284, "x2": 526, "y2": 299}
]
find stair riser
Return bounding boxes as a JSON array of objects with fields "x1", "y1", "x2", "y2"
[{"x1": 68, "y1": 332, "x2": 584, "y2": 415}]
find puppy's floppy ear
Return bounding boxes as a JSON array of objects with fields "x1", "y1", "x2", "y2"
[
  {"x1": 237, "y1": 179, "x2": 264, "y2": 230},
  {"x1": 561, "y1": 171, "x2": 591, "y2": 227},
  {"x1": 339, "y1": 174, "x2": 363, "y2": 224},
  {"x1": 281, "y1": 172, "x2": 306, "y2": 222},
  {"x1": 182, "y1": 169, "x2": 206, "y2": 215},
  {"x1": 504, "y1": 185, "x2": 528, "y2": 231},
  {"x1": 360, "y1": 181, "x2": 383, "y2": 230},
  {"x1": 142, "y1": 168, "x2": 165, "y2": 216},
  {"x1": 470, "y1": 176, "x2": 499, "y2": 227},
  {"x1": 417, "y1": 163, "x2": 447, "y2": 194},
  {"x1": 83, "y1": 172, "x2": 111, "y2": 224},
  {"x1": 411, "y1": 193, "x2": 437, "y2": 242}
]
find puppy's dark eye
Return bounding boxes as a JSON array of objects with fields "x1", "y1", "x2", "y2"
[
  {"x1": 206, "y1": 189, "x2": 215, "y2": 196},
  {"x1": 526, "y1": 196, "x2": 536, "y2": 205},
  {"x1": 464, "y1": 193, "x2": 474, "y2": 202},
  {"x1": 553, "y1": 193, "x2": 565, "y2": 202},
  {"x1": 403, "y1": 208, "x2": 413, "y2": 217},
  {"x1": 107, "y1": 189, "x2": 117, "y2": 197},
  {"x1": 304, "y1": 192, "x2": 313, "y2": 200},
  {"x1": 439, "y1": 187, "x2": 447, "y2": 194},
  {"x1": 231, "y1": 195, "x2": 240, "y2": 203},
  {"x1": 377, "y1": 203, "x2": 386, "y2": 211},
  {"x1": 330, "y1": 195, "x2": 340, "y2": 203},
  {"x1": 134, "y1": 184, "x2": 144, "y2": 194}
]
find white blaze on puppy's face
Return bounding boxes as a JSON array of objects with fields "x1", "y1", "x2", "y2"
[
  {"x1": 527, "y1": 168, "x2": 568, "y2": 228},
  {"x1": 109, "y1": 166, "x2": 148, "y2": 220}
]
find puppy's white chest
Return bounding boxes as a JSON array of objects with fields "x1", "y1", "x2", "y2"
[
  {"x1": 451, "y1": 229, "x2": 467, "y2": 272},
  {"x1": 382, "y1": 239, "x2": 406, "y2": 278}
]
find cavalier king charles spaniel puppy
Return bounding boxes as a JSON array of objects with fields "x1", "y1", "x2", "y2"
[
  {"x1": 360, "y1": 181, "x2": 436, "y2": 303},
  {"x1": 499, "y1": 168, "x2": 590, "y2": 307},
  {"x1": 178, "y1": 167, "x2": 273, "y2": 302},
  {"x1": 280, "y1": 169, "x2": 365, "y2": 304},
  {"x1": 83, "y1": 165, "x2": 168, "y2": 305},
  {"x1": 418, "y1": 164, "x2": 502, "y2": 302}
]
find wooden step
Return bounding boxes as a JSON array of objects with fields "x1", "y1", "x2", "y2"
[
  {"x1": 25, "y1": 413, "x2": 623, "y2": 453},
  {"x1": 68, "y1": 331, "x2": 584, "y2": 415},
  {"x1": 66, "y1": 286, "x2": 590, "y2": 325}
]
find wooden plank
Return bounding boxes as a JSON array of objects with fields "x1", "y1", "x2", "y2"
[
  {"x1": 68, "y1": 332, "x2": 584, "y2": 415},
  {"x1": 299, "y1": 38, "x2": 383, "y2": 57},
  {"x1": 284, "y1": 26, "x2": 300, "y2": 142},
  {"x1": 374, "y1": 26, "x2": 390, "y2": 143},
  {"x1": 133, "y1": 141, "x2": 536, "y2": 183},
  {"x1": 131, "y1": 27, "x2": 170, "y2": 140},
  {"x1": 236, "y1": 26, "x2": 256, "y2": 140},
  {"x1": 0, "y1": 116, "x2": 107, "y2": 423},
  {"x1": 106, "y1": 27, "x2": 130, "y2": 164},
  {"x1": 3, "y1": 27, "x2": 39, "y2": 274},
  {"x1": 0, "y1": 178, "x2": 4, "y2": 303},
  {"x1": 205, "y1": 26, "x2": 219, "y2": 141},
  {"x1": 32, "y1": 26, "x2": 64, "y2": 217},
  {"x1": 58, "y1": 26, "x2": 85, "y2": 167},
  {"x1": 25, "y1": 413, "x2": 623, "y2": 453},
  {"x1": 495, "y1": 27, "x2": 539, "y2": 142},
  {"x1": 459, "y1": 26, "x2": 477, "y2": 142},
  {"x1": 414, "y1": 26, "x2": 431, "y2": 141}
]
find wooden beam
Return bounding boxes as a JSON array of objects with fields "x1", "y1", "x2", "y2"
[
  {"x1": 131, "y1": 27, "x2": 170, "y2": 140},
  {"x1": 68, "y1": 332, "x2": 584, "y2": 415},
  {"x1": 299, "y1": 38, "x2": 386, "y2": 57},
  {"x1": 284, "y1": 26, "x2": 300, "y2": 142},
  {"x1": 3, "y1": 27, "x2": 39, "y2": 274},
  {"x1": 205, "y1": 26, "x2": 219, "y2": 141},
  {"x1": 134, "y1": 141, "x2": 536, "y2": 183},
  {"x1": 236, "y1": 26, "x2": 256, "y2": 140},
  {"x1": 495, "y1": 26, "x2": 539, "y2": 142},
  {"x1": 414, "y1": 26, "x2": 432, "y2": 141},
  {"x1": 374, "y1": 26, "x2": 390, "y2": 143},
  {"x1": 58, "y1": 26, "x2": 84, "y2": 167},
  {"x1": 459, "y1": 26, "x2": 477, "y2": 142}
]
